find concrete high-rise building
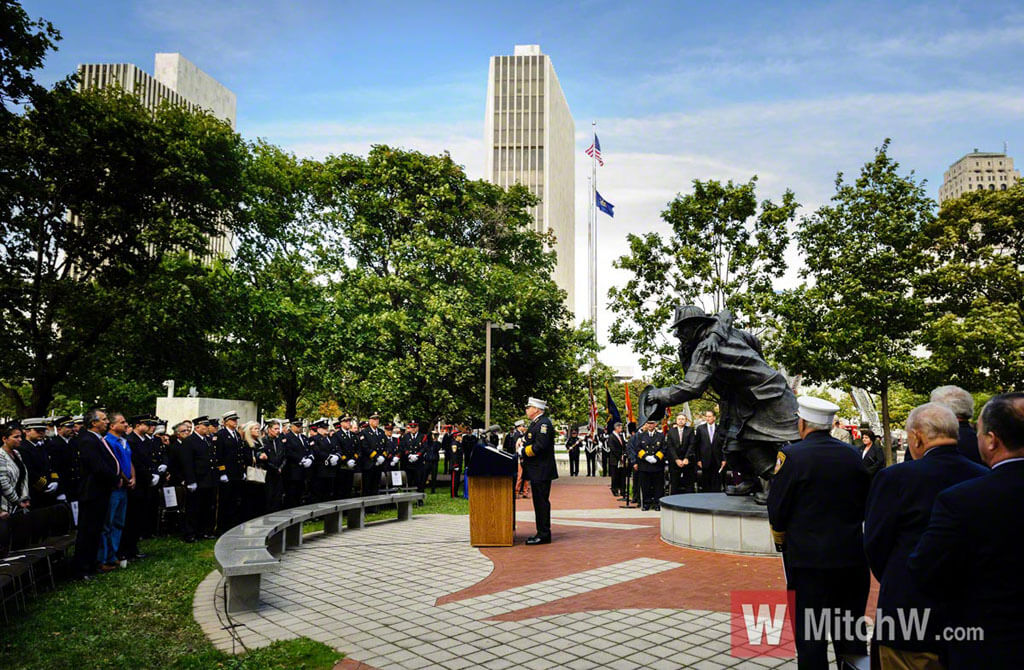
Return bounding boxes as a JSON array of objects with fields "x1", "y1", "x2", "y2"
[
  {"x1": 485, "y1": 44, "x2": 575, "y2": 314},
  {"x1": 939, "y1": 149, "x2": 1020, "y2": 203},
  {"x1": 77, "y1": 53, "x2": 237, "y2": 259}
]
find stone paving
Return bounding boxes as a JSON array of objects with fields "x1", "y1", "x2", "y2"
[{"x1": 193, "y1": 480, "x2": 846, "y2": 669}]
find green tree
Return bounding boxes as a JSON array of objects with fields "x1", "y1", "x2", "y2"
[
  {"x1": 314, "y1": 146, "x2": 590, "y2": 427},
  {"x1": 916, "y1": 181, "x2": 1024, "y2": 392},
  {"x1": 0, "y1": 84, "x2": 251, "y2": 416},
  {"x1": 0, "y1": 0, "x2": 61, "y2": 113},
  {"x1": 608, "y1": 177, "x2": 796, "y2": 384},
  {"x1": 770, "y1": 140, "x2": 932, "y2": 463}
]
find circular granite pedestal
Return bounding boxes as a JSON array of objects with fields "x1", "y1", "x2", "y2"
[{"x1": 659, "y1": 493, "x2": 776, "y2": 556}]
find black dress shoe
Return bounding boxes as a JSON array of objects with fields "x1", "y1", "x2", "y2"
[
  {"x1": 130, "y1": 553, "x2": 148, "y2": 560},
  {"x1": 525, "y1": 535, "x2": 551, "y2": 545}
]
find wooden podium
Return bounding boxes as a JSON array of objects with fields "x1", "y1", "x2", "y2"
[{"x1": 468, "y1": 443, "x2": 516, "y2": 546}]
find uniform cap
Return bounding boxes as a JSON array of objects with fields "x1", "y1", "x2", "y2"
[
  {"x1": 288, "y1": 417, "x2": 303, "y2": 425},
  {"x1": 72, "y1": 415, "x2": 84, "y2": 424},
  {"x1": 514, "y1": 420, "x2": 525, "y2": 428},
  {"x1": 51, "y1": 415, "x2": 74, "y2": 428},
  {"x1": 797, "y1": 396, "x2": 840, "y2": 425},
  {"x1": 311, "y1": 418, "x2": 329, "y2": 429},
  {"x1": 143, "y1": 415, "x2": 160, "y2": 426},
  {"x1": 369, "y1": 412, "x2": 381, "y2": 420},
  {"x1": 407, "y1": 420, "x2": 418, "y2": 427},
  {"x1": 22, "y1": 417, "x2": 48, "y2": 430},
  {"x1": 128, "y1": 415, "x2": 148, "y2": 426},
  {"x1": 221, "y1": 410, "x2": 239, "y2": 422},
  {"x1": 525, "y1": 397, "x2": 547, "y2": 411},
  {"x1": 192, "y1": 416, "x2": 210, "y2": 425},
  {"x1": 209, "y1": 418, "x2": 220, "y2": 428}
]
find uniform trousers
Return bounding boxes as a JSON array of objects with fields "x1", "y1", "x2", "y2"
[
  {"x1": 183, "y1": 486, "x2": 215, "y2": 539},
  {"x1": 362, "y1": 468, "x2": 380, "y2": 496},
  {"x1": 637, "y1": 469, "x2": 665, "y2": 509},
  {"x1": 120, "y1": 486, "x2": 152, "y2": 557},
  {"x1": 425, "y1": 460, "x2": 439, "y2": 493},
  {"x1": 529, "y1": 478, "x2": 552, "y2": 539},
  {"x1": 585, "y1": 450, "x2": 597, "y2": 476},
  {"x1": 568, "y1": 450, "x2": 580, "y2": 476},
  {"x1": 786, "y1": 564, "x2": 870, "y2": 670},
  {"x1": 334, "y1": 469, "x2": 354, "y2": 499},
  {"x1": 284, "y1": 478, "x2": 305, "y2": 508},
  {"x1": 312, "y1": 476, "x2": 335, "y2": 503},
  {"x1": 217, "y1": 480, "x2": 244, "y2": 534}
]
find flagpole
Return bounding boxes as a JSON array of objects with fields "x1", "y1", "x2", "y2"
[{"x1": 590, "y1": 120, "x2": 598, "y2": 344}]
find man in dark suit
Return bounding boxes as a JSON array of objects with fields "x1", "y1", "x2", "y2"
[
  {"x1": 181, "y1": 417, "x2": 217, "y2": 541},
  {"x1": 331, "y1": 417, "x2": 358, "y2": 499},
  {"x1": 930, "y1": 384, "x2": 983, "y2": 465},
  {"x1": 259, "y1": 419, "x2": 286, "y2": 512},
  {"x1": 767, "y1": 396, "x2": 871, "y2": 670},
  {"x1": 865, "y1": 402, "x2": 987, "y2": 667},
  {"x1": 686, "y1": 410, "x2": 725, "y2": 493},
  {"x1": 309, "y1": 418, "x2": 338, "y2": 502},
  {"x1": 519, "y1": 397, "x2": 556, "y2": 544},
  {"x1": 909, "y1": 393, "x2": 1024, "y2": 669},
  {"x1": 73, "y1": 410, "x2": 120, "y2": 578},
  {"x1": 666, "y1": 414, "x2": 695, "y2": 494}
]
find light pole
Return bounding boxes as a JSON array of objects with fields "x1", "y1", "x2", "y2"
[{"x1": 485, "y1": 321, "x2": 514, "y2": 431}]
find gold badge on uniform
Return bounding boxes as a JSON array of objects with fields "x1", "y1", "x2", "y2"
[{"x1": 774, "y1": 451, "x2": 786, "y2": 474}]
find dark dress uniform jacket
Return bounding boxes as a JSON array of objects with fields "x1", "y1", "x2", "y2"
[
  {"x1": 767, "y1": 430, "x2": 871, "y2": 568},
  {"x1": 312, "y1": 434, "x2": 337, "y2": 479},
  {"x1": 127, "y1": 432, "x2": 157, "y2": 487},
  {"x1": 331, "y1": 430, "x2": 358, "y2": 467},
  {"x1": 860, "y1": 443, "x2": 885, "y2": 478},
  {"x1": 181, "y1": 433, "x2": 216, "y2": 489},
  {"x1": 46, "y1": 435, "x2": 80, "y2": 499},
  {"x1": 15, "y1": 439, "x2": 48, "y2": 501},
  {"x1": 634, "y1": 431, "x2": 667, "y2": 473},
  {"x1": 214, "y1": 428, "x2": 246, "y2": 480},
  {"x1": 282, "y1": 431, "x2": 309, "y2": 482},
  {"x1": 864, "y1": 444, "x2": 987, "y2": 650},
  {"x1": 521, "y1": 414, "x2": 557, "y2": 482},
  {"x1": 359, "y1": 427, "x2": 388, "y2": 471},
  {"x1": 260, "y1": 435, "x2": 286, "y2": 472},
  {"x1": 909, "y1": 459, "x2": 1024, "y2": 669}
]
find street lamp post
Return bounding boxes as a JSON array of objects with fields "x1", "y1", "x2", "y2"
[{"x1": 485, "y1": 321, "x2": 514, "y2": 431}]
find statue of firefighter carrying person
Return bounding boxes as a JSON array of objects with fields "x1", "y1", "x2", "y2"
[{"x1": 638, "y1": 304, "x2": 799, "y2": 504}]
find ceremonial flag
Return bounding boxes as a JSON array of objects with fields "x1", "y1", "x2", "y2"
[
  {"x1": 605, "y1": 384, "x2": 621, "y2": 432},
  {"x1": 596, "y1": 191, "x2": 614, "y2": 217},
  {"x1": 585, "y1": 133, "x2": 604, "y2": 166},
  {"x1": 624, "y1": 383, "x2": 635, "y2": 424},
  {"x1": 588, "y1": 378, "x2": 599, "y2": 437},
  {"x1": 662, "y1": 405, "x2": 672, "y2": 433}
]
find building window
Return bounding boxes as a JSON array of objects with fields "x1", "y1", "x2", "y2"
[
  {"x1": 988, "y1": 184, "x2": 995, "y2": 190},
  {"x1": 1001, "y1": 184, "x2": 1007, "y2": 190}
]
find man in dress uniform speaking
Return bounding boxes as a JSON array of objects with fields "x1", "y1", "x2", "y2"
[
  {"x1": 518, "y1": 397, "x2": 557, "y2": 545},
  {"x1": 767, "y1": 395, "x2": 871, "y2": 670}
]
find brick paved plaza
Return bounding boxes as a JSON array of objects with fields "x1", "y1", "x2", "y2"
[{"x1": 195, "y1": 479, "x2": 874, "y2": 668}]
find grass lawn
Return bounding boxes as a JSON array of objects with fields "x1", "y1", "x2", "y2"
[{"x1": 0, "y1": 489, "x2": 468, "y2": 669}]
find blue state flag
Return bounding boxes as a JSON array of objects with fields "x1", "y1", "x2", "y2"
[{"x1": 596, "y1": 191, "x2": 614, "y2": 217}]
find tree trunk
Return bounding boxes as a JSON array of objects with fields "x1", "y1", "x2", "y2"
[{"x1": 880, "y1": 377, "x2": 893, "y2": 466}]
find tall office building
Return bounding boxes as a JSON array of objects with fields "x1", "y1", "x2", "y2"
[
  {"x1": 77, "y1": 53, "x2": 237, "y2": 258},
  {"x1": 939, "y1": 149, "x2": 1020, "y2": 203},
  {"x1": 485, "y1": 45, "x2": 575, "y2": 314}
]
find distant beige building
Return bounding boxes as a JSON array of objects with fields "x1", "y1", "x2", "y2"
[
  {"x1": 77, "y1": 53, "x2": 237, "y2": 260},
  {"x1": 939, "y1": 149, "x2": 1020, "y2": 203},
  {"x1": 484, "y1": 45, "x2": 575, "y2": 314}
]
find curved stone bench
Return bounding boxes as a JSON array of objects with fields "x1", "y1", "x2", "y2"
[
  {"x1": 659, "y1": 493, "x2": 775, "y2": 556},
  {"x1": 215, "y1": 492, "x2": 424, "y2": 612}
]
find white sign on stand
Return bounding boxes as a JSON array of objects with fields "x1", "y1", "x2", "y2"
[
  {"x1": 163, "y1": 486, "x2": 178, "y2": 508},
  {"x1": 390, "y1": 471, "x2": 403, "y2": 487},
  {"x1": 70, "y1": 500, "x2": 79, "y2": 526}
]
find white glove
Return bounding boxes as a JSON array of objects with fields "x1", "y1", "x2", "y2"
[
  {"x1": 187, "y1": 483, "x2": 198, "y2": 492},
  {"x1": 346, "y1": 459, "x2": 356, "y2": 468},
  {"x1": 241, "y1": 471, "x2": 247, "y2": 481},
  {"x1": 518, "y1": 446, "x2": 525, "y2": 457},
  {"x1": 46, "y1": 482, "x2": 58, "y2": 493},
  {"x1": 375, "y1": 456, "x2": 385, "y2": 466},
  {"x1": 157, "y1": 464, "x2": 168, "y2": 473},
  {"x1": 57, "y1": 494, "x2": 67, "y2": 502},
  {"x1": 220, "y1": 474, "x2": 229, "y2": 483},
  {"x1": 645, "y1": 454, "x2": 658, "y2": 464},
  {"x1": 301, "y1": 457, "x2": 313, "y2": 468},
  {"x1": 409, "y1": 454, "x2": 419, "y2": 463},
  {"x1": 390, "y1": 457, "x2": 399, "y2": 467},
  {"x1": 150, "y1": 474, "x2": 160, "y2": 487},
  {"x1": 328, "y1": 454, "x2": 340, "y2": 466}
]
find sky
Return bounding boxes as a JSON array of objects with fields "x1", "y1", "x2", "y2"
[{"x1": 24, "y1": 0, "x2": 1024, "y2": 371}]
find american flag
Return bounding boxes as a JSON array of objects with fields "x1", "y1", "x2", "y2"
[
  {"x1": 585, "y1": 133, "x2": 604, "y2": 166},
  {"x1": 588, "y1": 378, "x2": 599, "y2": 437}
]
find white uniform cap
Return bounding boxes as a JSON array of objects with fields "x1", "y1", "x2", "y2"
[
  {"x1": 526, "y1": 397, "x2": 548, "y2": 411},
  {"x1": 514, "y1": 420, "x2": 525, "y2": 428},
  {"x1": 797, "y1": 396, "x2": 840, "y2": 425},
  {"x1": 221, "y1": 410, "x2": 239, "y2": 422}
]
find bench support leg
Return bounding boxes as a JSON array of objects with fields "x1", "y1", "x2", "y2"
[
  {"x1": 323, "y1": 512, "x2": 342, "y2": 534},
  {"x1": 285, "y1": 522, "x2": 304, "y2": 548},
  {"x1": 226, "y1": 574, "x2": 261, "y2": 613},
  {"x1": 397, "y1": 501, "x2": 413, "y2": 521},
  {"x1": 268, "y1": 532, "x2": 286, "y2": 556},
  {"x1": 346, "y1": 507, "x2": 365, "y2": 530}
]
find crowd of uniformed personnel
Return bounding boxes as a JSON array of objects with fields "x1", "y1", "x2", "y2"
[{"x1": 0, "y1": 408, "x2": 488, "y2": 582}]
